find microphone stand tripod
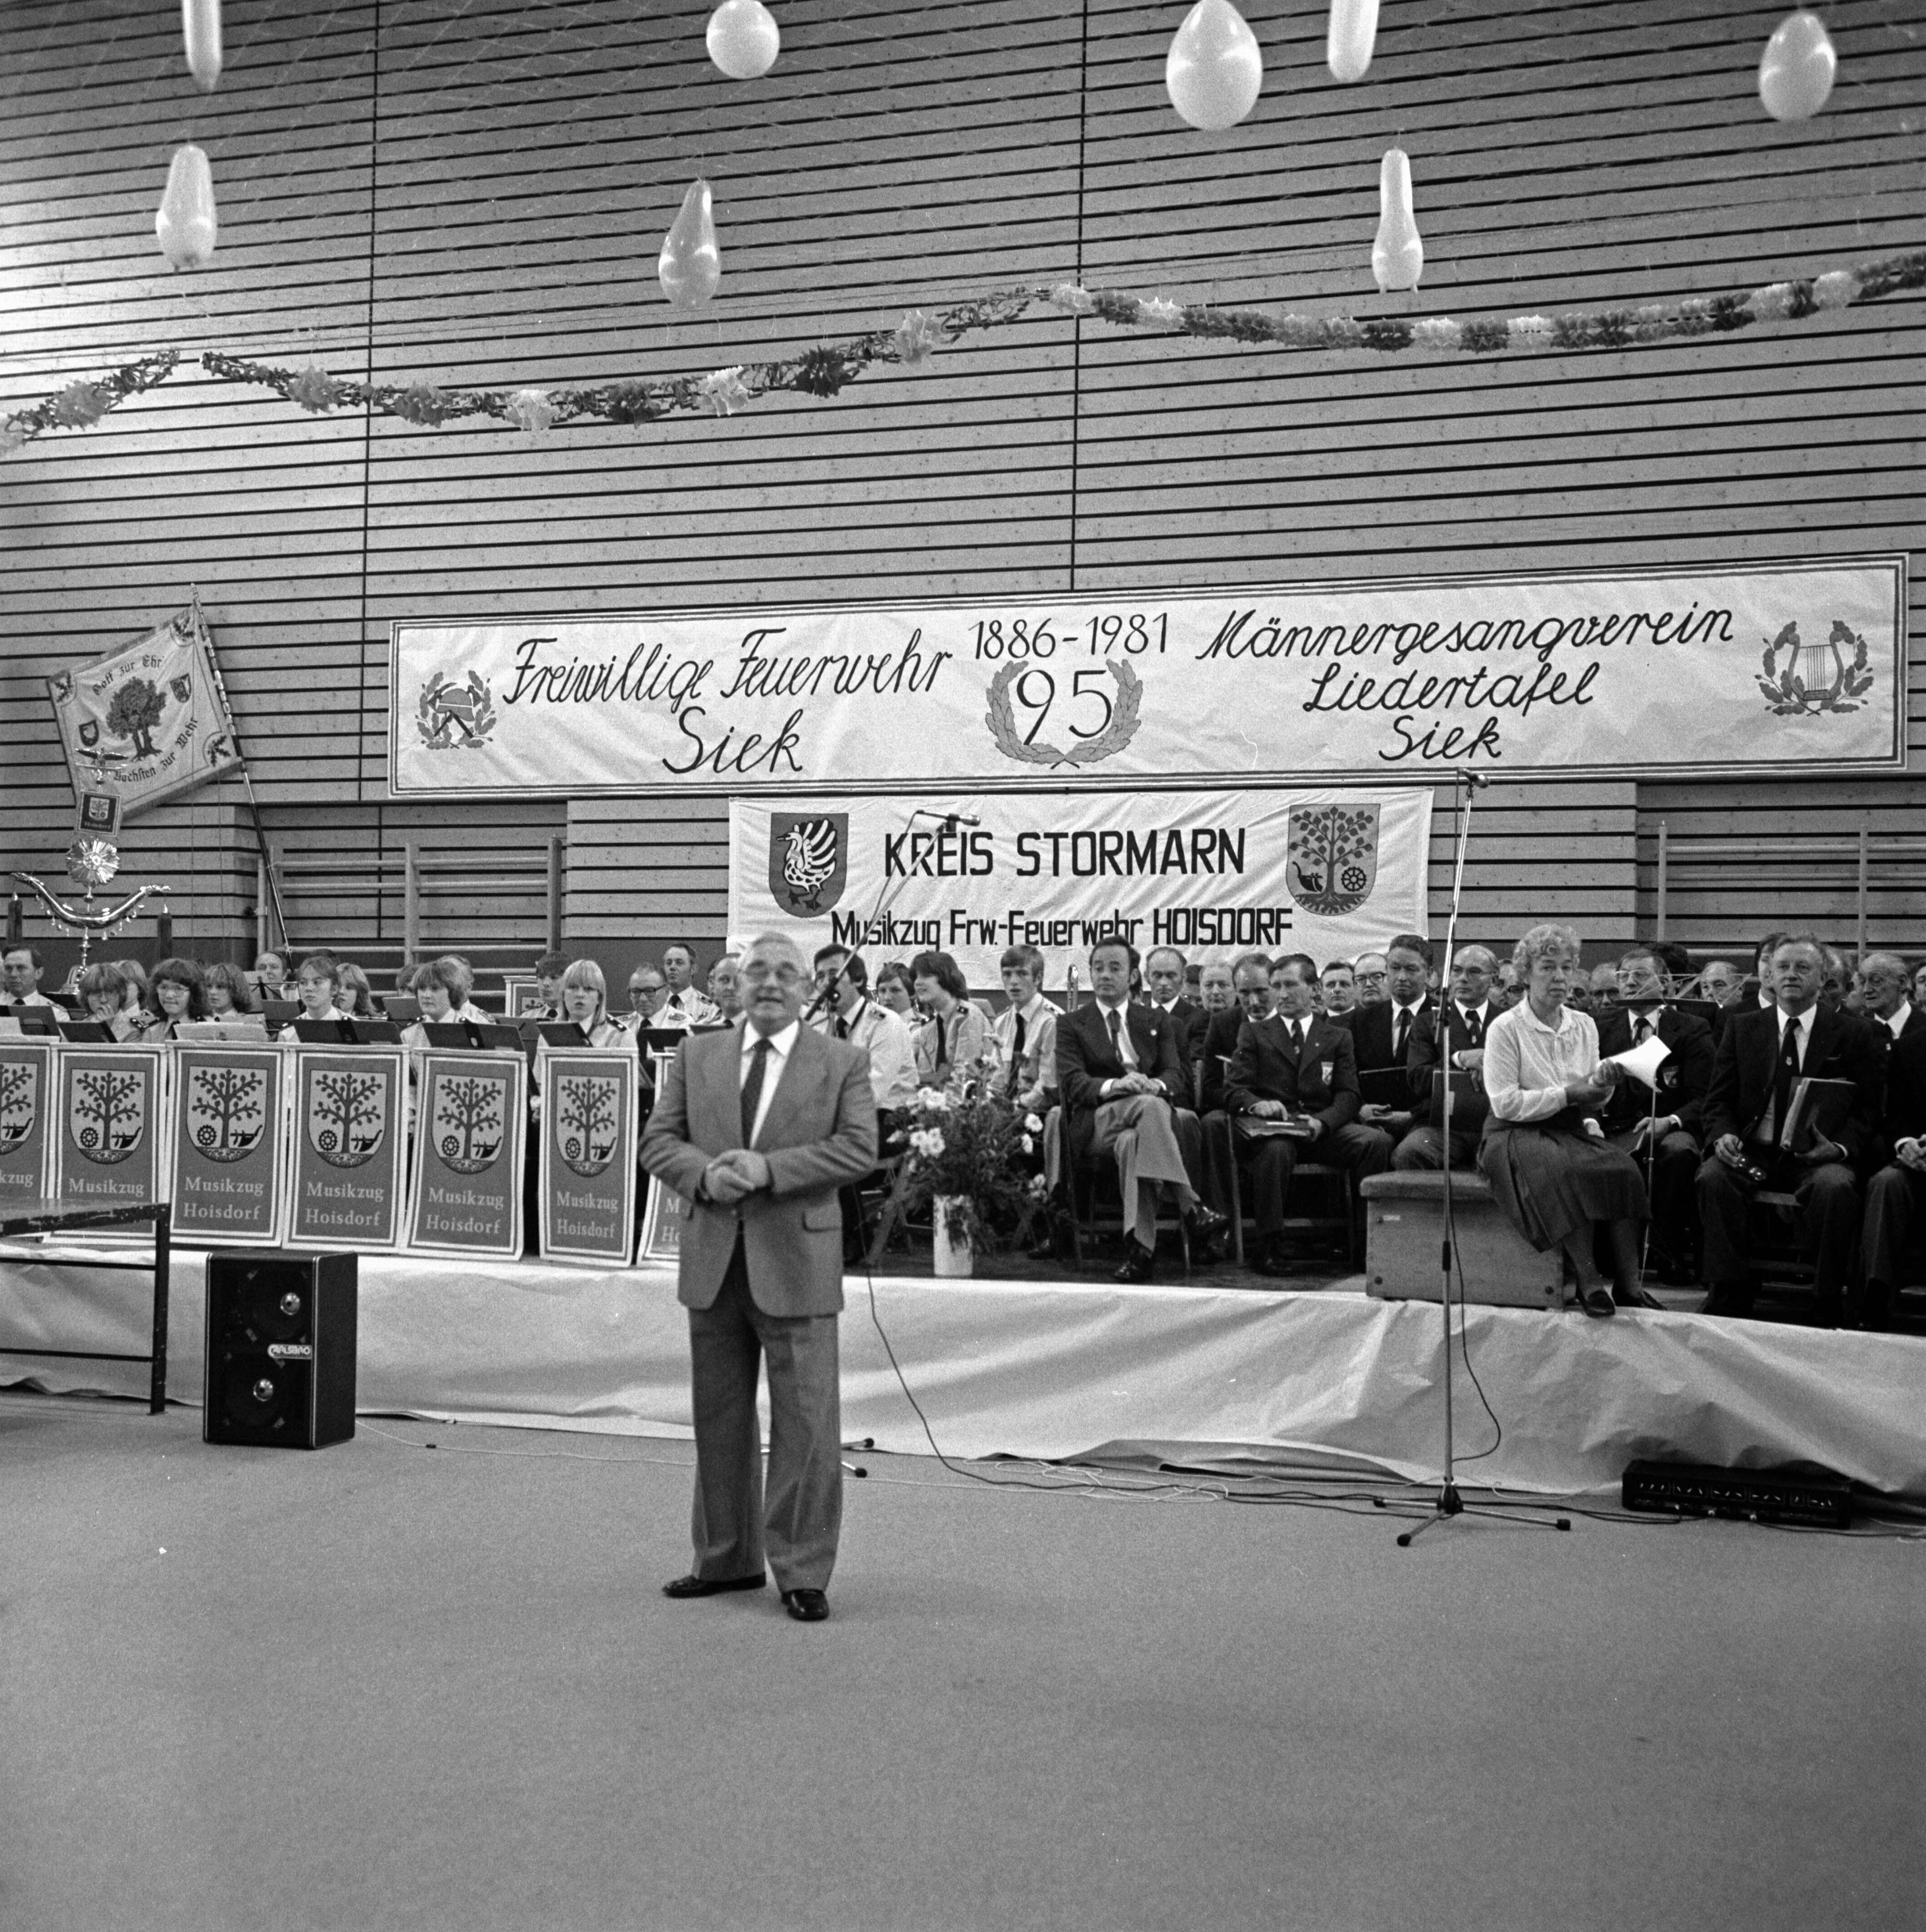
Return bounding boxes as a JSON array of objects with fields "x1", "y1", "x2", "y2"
[{"x1": 1395, "y1": 770, "x2": 1570, "y2": 1549}]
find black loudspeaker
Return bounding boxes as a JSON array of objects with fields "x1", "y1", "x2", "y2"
[{"x1": 204, "y1": 1251, "x2": 358, "y2": 1449}]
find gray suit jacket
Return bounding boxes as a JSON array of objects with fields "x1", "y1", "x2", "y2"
[{"x1": 639, "y1": 1020, "x2": 877, "y2": 1317}]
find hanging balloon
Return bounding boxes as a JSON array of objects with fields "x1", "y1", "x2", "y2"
[
  {"x1": 1327, "y1": 0, "x2": 1378, "y2": 84},
  {"x1": 658, "y1": 178, "x2": 721, "y2": 309},
  {"x1": 1165, "y1": 0, "x2": 1263, "y2": 133},
  {"x1": 182, "y1": 0, "x2": 222, "y2": 92},
  {"x1": 1758, "y1": 10, "x2": 1835, "y2": 123},
  {"x1": 706, "y1": 0, "x2": 780, "y2": 80},
  {"x1": 156, "y1": 145, "x2": 218, "y2": 271},
  {"x1": 1371, "y1": 147, "x2": 1422, "y2": 292}
]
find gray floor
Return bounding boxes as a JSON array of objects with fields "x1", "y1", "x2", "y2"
[{"x1": 3, "y1": 1389, "x2": 1922, "y2": 1932}]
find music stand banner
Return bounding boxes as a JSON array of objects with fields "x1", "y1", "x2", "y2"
[
  {"x1": 288, "y1": 1047, "x2": 408, "y2": 1251},
  {"x1": 51, "y1": 1044, "x2": 171, "y2": 1223},
  {"x1": 0, "y1": 1039, "x2": 58, "y2": 1210},
  {"x1": 168, "y1": 1044, "x2": 289, "y2": 1245},
  {"x1": 407, "y1": 1051, "x2": 527, "y2": 1258},
  {"x1": 538, "y1": 1048, "x2": 638, "y2": 1265}
]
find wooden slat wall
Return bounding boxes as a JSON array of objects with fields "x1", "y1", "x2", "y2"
[{"x1": 3, "y1": 0, "x2": 1921, "y2": 968}]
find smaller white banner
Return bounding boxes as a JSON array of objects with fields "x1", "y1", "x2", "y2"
[{"x1": 728, "y1": 788, "x2": 1432, "y2": 987}]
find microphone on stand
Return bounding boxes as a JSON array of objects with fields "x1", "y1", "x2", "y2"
[
  {"x1": 910, "y1": 807, "x2": 982, "y2": 830},
  {"x1": 1458, "y1": 769, "x2": 1491, "y2": 789},
  {"x1": 800, "y1": 961, "x2": 845, "y2": 1026}
]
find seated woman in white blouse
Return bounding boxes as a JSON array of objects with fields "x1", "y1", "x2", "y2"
[
  {"x1": 531, "y1": 961, "x2": 638, "y2": 1110},
  {"x1": 1478, "y1": 922, "x2": 1650, "y2": 1317},
  {"x1": 278, "y1": 953, "x2": 348, "y2": 1041}
]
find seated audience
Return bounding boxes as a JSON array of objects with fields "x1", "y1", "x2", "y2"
[
  {"x1": 1197, "y1": 960, "x2": 1236, "y2": 1016},
  {"x1": 1352, "y1": 953, "x2": 1390, "y2": 1008},
  {"x1": 706, "y1": 953, "x2": 743, "y2": 1022},
  {"x1": 1224, "y1": 953, "x2": 1389, "y2": 1275},
  {"x1": 873, "y1": 961, "x2": 919, "y2": 1022},
  {"x1": 1479, "y1": 923, "x2": 1649, "y2": 1317},
  {"x1": 1319, "y1": 961, "x2": 1358, "y2": 1020},
  {"x1": 993, "y1": 944, "x2": 1059, "y2": 1116},
  {"x1": 1594, "y1": 946, "x2": 1715, "y2": 1284},
  {"x1": 1820, "y1": 945, "x2": 1853, "y2": 1013},
  {"x1": 1397, "y1": 943, "x2": 1499, "y2": 1172},
  {"x1": 1198, "y1": 953, "x2": 1274, "y2": 1119},
  {"x1": 1142, "y1": 945, "x2": 1206, "y2": 1058},
  {"x1": 334, "y1": 962, "x2": 374, "y2": 1019},
  {"x1": 1696, "y1": 934, "x2": 1883, "y2": 1326},
  {"x1": 1855, "y1": 953, "x2": 1922, "y2": 1047},
  {"x1": 1731, "y1": 931, "x2": 1789, "y2": 1011},
  {"x1": 1858, "y1": 1022, "x2": 1926, "y2": 1331},
  {"x1": 1699, "y1": 959, "x2": 1742, "y2": 1005},
  {"x1": 1492, "y1": 960, "x2": 1522, "y2": 1007},
  {"x1": 1350, "y1": 934, "x2": 1436, "y2": 1158},
  {"x1": 1, "y1": 944, "x2": 55, "y2": 1008},
  {"x1": 624, "y1": 963, "x2": 669, "y2": 1031},
  {"x1": 279, "y1": 953, "x2": 347, "y2": 1040},
  {"x1": 1587, "y1": 961, "x2": 1620, "y2": 1002},
  {"x1": 910, "y1": 950, "x2": 997, "y2": 1088},
  {"x1": 202, "y1": 961, "x2": 256, "y2": 1017},
  {"x1": 253, "y1": 951, "x2": 288, "y2": 993},
  {"x1": 140, "y1": 957, "x2": 205, "y2": 1041},
  {"x1": 659, "y1": 940, "x2": 720, "y2": 1027},
  {"x1": 1054, "y1": 937, "x2": 1222, "y2": 1281},
  {"x1": 78, "y1": 962, "x2": 142, "y2": 1040}
]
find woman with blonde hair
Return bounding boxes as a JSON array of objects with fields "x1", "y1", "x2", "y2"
[
  {"x1": 334, "y1": 962, "x2": 374, "y2": 1018},
  {"x1": 1478, "y1": 923, "x2": 1650, "y2": 1317},
  {"x1": 202, "y1": 961, "x2": 256, "y2": 1017}
]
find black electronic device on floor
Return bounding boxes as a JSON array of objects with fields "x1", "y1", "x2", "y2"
[
  {"x1": 204, "y1": 1250, "x2": 358, "y2": 1449},
  {"x1": 1620, "y1": 1458, "x2": 1854, "y2": 1528}
]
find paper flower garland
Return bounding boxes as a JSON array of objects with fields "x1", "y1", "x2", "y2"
[
  {"x1": 700, "y1": 366, "x2": 753, "y2": 415},
  {"x1": 288, "y1": 364, "x2": 340, "y2": 412},
  {"x1": 506, "y1": 388, "x2": 557, "y2": 432},
  {"x1": 891, "y1": 310, "x2": 943, "y2": 365}
]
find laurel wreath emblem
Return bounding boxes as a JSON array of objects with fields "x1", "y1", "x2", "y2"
[
  {"x1": 1755, "y1": 620, "x2": 1874, "y2": 717},
  {"x1": 417, "y1": 669, "x2": 498, "y2": 750},
  {"x1": 984, "y1": 660, "x2": 1143, "y2": 769}
]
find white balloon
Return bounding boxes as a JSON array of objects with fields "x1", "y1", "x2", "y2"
[
  {"x1": 182, "y1": 0, "x2": 222, "y2": 92},
  {"x1": 659, "y1": 178, "x2": 721, "y2": 309},
  {"x1": 706, "y1": 0, "x2": 779, "y2": 81},
  {"x1": 1165, "y1": 0, "x2": 1263, "y2": 133},
  {"x1": 156, "y1": 144, "x2": 217, "y2": 271},
  {"x1": 1759, "y1": 10, "x2": 1836, "y2": 123},
  {"x1": 1371, "y1": 147, "x2": 1422, "y2": 292},
  {"x1": 1327, "y1": 0, "x2": 1378, "y2": 84}
]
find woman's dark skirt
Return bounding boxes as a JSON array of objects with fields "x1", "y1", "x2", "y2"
[{"x1": 1478, "y1": 1107, "x2": 1648, "y2": 1252}]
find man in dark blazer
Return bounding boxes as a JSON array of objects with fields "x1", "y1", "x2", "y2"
[
  {"x1": 1142, "y1": 944, "x2": 1209, "y2": 1062},
  {"x1": 1857, "y1": 952, "x2": 1925, "y2": 1054},
  {"x1": 1696, "y1": 935, "x2": 1884, "y2": 1326},
  {"x1": 1856, "y1": 1024, "x2": 1926, "y2": 1330},
  {"x1": 1348, "y1": 932, "x2": 1438, "y2": 1161},
  {"x1": 1396, "y1": 942, "x2": 1499, "y2": 1172},
  {"x1": 1057, "y1": 936, "x2": 1224, "y2": 1281},
  {"x1": 1198, "y1": 952, "x2": 1275, "y2": 1118},
  {"x1": 639, "y1": 931, "x2": 876, "y2": 1623},
  {"x1": 1224, "y1": 955, "x2": 1390, "y2": 1274},
  {"x1": 1594, "y1": 945, "x2": 1717, "y2": 1281}
]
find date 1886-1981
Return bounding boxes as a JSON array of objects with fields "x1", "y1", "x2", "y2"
[{"x1": 970, "y1": 613, "x2": 1169, "y2": 660}]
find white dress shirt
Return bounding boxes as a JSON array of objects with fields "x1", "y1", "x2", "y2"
[
  {"x1": 739, "y1": 1018, "x2": 797, "y2": 1145},
  {"x1": 1752, "y1": 1004, "x2": 1815, "y2": 1144},
  {"x1": 994, "y1": 993, "x2": 1060, "y2": 1108},
  {"x1": 1882, "y1": 1001, "x2": 1913, "y2": 1042},
  {"x1": 1484, "y1": 999, "x2": 1600, "y2": 1123},
  {"x1": 818, "y1": 995, "x2": 918, "y2": 1112},
  {"x1": 662, "y1": 987, "x2": 721, "y2": 1029}
]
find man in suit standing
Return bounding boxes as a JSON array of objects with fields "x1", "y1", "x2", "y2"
[
  {"x1": 1858, "y1": 1024, "x2": 1926, "y2": 1330},
  {"x1": 1224, "y1": 955, "x2": 1390, "y2": 1275},
  {"x1": 1594, "y1": 944, "x2": 1716, "y2": 1283},
  {"x1": 640, "y1": 931, "x2": 876, "y2": 1623},
  {"x1": 1057, "y1": 936, "x2": 1224, "y2": 1281},
  {"x1": 1395, "y1": 943, "x2": 1500, "y2": 1172},
  {"x1": 1696, "y1": 934, "x2": 1883, "y2": 1326}
]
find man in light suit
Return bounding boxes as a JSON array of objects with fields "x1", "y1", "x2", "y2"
[{"x1": 639, "y1": 931, "x2": 876, "y2": 1623}]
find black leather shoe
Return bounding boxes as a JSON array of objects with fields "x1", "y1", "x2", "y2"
[
  {"x1": 1113, "y1": 1241, "x2": 1155, "y2": 1283},
  {"x1": 1613, "y1": 1282, "x2": 1667, "y2": 1310},
  {"x1": 781, "y1": 1587, "x2": 829, "y2": 1622},
  {"x1": 1186, "y1": 1205, "x2": 1229, "y2": 1244},
  {"x1": 1253, "y1": 1241, "x2": 1293, "y2": 1279},
  {"x1": 1026, "y1": 1215, "x2": 1064, "y2": 1263},
  {"x1": 662, "y1": 1572, "x2": 765, "y2": 1599}
]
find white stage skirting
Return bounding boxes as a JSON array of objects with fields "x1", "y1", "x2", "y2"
[{"x1": 3, "y1": 1246, "x2": 1924, "y2": 1499}]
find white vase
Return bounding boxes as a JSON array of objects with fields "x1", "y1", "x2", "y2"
[{"x1": 932, "y1": 1196, "x2": 973, "y2": 1278}]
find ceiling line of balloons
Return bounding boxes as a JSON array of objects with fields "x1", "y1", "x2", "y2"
[
  {"x1": 153, "y1": 0, "x2": 1847, "y2": 304},
  {"x1": 9, "y1": 243, "x2": 1919, "y2": 458}
]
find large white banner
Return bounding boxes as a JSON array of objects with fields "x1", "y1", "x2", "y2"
[
  {"x1": 390, "y1": 559, "x2": 1904, "y2": 798},
  {"x1": 727, "y1": 789, "x2": 1432, "y2": 987}
]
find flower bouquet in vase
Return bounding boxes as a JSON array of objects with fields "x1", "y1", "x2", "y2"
[{"x1": 899, "y1": 1065, "x2": 1048, "y2": 1278}]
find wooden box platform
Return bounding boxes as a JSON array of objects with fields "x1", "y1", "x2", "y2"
[{"x1": 1361, "y1": 1170, "x2": 1565, "y2": 1310}]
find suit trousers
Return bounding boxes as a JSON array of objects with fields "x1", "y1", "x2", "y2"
[
  {"x1": 1696, "y1": 1150, "x2": 1861, "y2": 1322},
  {"x1": 1241, "y1": 1120, "x2": 1391, "y2": 1237},
  {"x1": 1093, "y1": 1093, "x2": 1201, "y2": 1247},
  {"x1": 1608, "y1": 1126, "x2": 1702, "y2": 1262},
  {"x1": 1390, "y1": 1123, "x2": 1481, "y2": 1172},
  {"x1": 1859, "y1": 1161, "x2": 1926, "y2": 1324},
  {"x1": 686, "y1": 1234, "x2": 842, "y2": 1592}
]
